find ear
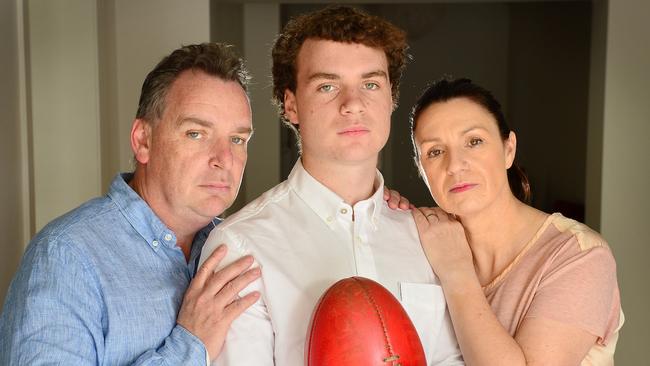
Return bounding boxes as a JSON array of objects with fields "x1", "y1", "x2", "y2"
[
  {"x1": 283, "y1": 89, "x2": 299, "y2": 126},
  {"x1": 131, "y1": 118, "x2": 153, "y2": 165},
  {"x1": 504, "y1": 131, "x2": 517, "y2": 169}
]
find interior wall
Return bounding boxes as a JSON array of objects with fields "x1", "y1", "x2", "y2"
[
  {"x1": 27, "y1": 0, "x2": 103, "y2": 231},
  {"x1": 600, "y1": 0, "x2": 650, "y2": 363},
  {"x1": 0, "y1": 0, "x2": 27, "y2": 308},
  {"x1": 107, "y1": 0, "x2": 210, "y2": 178},
  {"x1": 508, "y1": 2, "x2": 591, "y2": 218}
]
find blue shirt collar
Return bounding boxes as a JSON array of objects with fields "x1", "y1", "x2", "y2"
[{"x1": 107, "y1": 173, "x2": 219, "y2": 257}]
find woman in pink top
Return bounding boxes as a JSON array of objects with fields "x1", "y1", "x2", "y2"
[{"x1": 410, "y1": 78, "x2": 622, "y2": 365}]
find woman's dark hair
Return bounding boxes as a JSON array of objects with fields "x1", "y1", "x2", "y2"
[{"x1": 410, "y1": 77, "x2": 531, "y2": 204}]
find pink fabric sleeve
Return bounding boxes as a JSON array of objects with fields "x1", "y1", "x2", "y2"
[{"x1": 525, "y1": 245, "x2": 621, "y2": 345}]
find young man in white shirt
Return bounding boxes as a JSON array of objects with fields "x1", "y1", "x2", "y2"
[{"x1": 200, "y1": 6, "x2": 463, "y2": 365}]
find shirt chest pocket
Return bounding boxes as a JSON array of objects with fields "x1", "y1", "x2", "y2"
[{"x1": 399, "y1": 282, "x2": 447, "y2": 359}]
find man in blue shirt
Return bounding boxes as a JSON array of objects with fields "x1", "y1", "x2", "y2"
[{"x1": 0, "y1": 43, "x2": 261, "y2": 365}]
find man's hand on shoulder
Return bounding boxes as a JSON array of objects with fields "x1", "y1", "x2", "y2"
[{"x1": 176, "y1": 244, "x2": 261, "y2": 360}]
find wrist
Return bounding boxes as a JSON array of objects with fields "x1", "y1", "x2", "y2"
[{"x1": 437, "y1": 264, "x2": 479, "y2": 291}]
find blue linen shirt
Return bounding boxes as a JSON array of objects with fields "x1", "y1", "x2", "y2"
[{"x1": 0, "y1": 173, "x2": 218, "y2": 365}]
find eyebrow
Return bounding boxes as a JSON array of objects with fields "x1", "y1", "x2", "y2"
[
  {"x1": 417, "y1": 125, "x2": 489, "y2": 144},
  {"x1": 178, "y1": 117, "x2": 253, "y2": 135},
  {"x1": 306, "y1": 70, "x2": 388, "y2": 83},
  {"x1": 178, "y1": 117, "x2": 212, "y2": 128},
  {"x1": 461, "y1": 125, "x2": 489, "y2": 135},
  {"x1": 307, "y1": 73, "x2": 339, "y2": 83},
  {"x1": 362, "y1": 70, "x2": 388, "y2": 79}
]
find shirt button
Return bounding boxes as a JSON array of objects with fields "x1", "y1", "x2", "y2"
[
  {"x1": 164, "y1": 233, "x2": 173, "y2": 241},
  {"x1": 152, "y1": 240, "x2": 159, "y2": 247},
  {"x1": 340, "y1": 208, "x2": 348, "y2": 214},
  {"x1": 326, "y1": 216, "x2": 333, "y2": 222}
]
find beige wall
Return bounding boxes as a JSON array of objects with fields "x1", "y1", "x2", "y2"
[
  {"x1": 600, "y1": 0, "x2": 650, "y2": 363},
  {"x1": 28, "y1": 0, "x2": 103, "y2": 231},
  {"x1": 0, "y1": 0, "x2": 28, "y2": 308}
]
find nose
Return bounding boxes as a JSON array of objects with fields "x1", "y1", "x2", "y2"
[
  {"x1": 446, "y1": 148, "x2": 468, "y2": 176},
  {"x1": 339, "y1": 87, "x2": 365, "y2": 115},
  {"x1": 209, "y1": 140, "x2": 233, "y2": 170}
]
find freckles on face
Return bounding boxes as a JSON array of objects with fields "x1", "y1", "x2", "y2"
[{"x1": 289, "y1": 39, "x2": 393, "y2": 164}]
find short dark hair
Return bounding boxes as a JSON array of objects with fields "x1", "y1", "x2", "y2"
[
  {"x1": 136, "y1": 42, "x2": 250, "y2": 122},
  {"x1": 272, "y1": 5, "x2": 409, "y2": 135},
  {"x1": 410, "y1": 77, "x2": 531, "y2": 204}
]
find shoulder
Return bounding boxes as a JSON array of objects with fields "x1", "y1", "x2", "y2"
[
  {"x1": 24, "y1": 196, "x2": 117, "y2": 269},
  {"x1": 202, "y1": 181, "x2": 291, "y2": 262},
  {"x1": 547, "y1": 213, "x2": 611, "y2": 252},
  {"x1": 532, "y1": 213, "x2": 617, "y2": 279},
  {"x1": 217, "y1": 180, "x2": 292, "y2": 232}
]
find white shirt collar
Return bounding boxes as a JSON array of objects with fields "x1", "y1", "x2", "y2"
[{"x1": 287, "y1": 159, "x2": 384, "y2": 229}]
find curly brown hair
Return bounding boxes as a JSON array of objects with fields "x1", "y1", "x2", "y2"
[{"x1": 272, "y1": 5, "x2": 409, "y2": 131}]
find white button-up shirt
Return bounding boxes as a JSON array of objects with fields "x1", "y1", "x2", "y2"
[{"x1": 201, "y1": 160, "x2": 463, "y2": 365}]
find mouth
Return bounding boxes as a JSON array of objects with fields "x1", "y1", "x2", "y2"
[
  {"x1": 338, "y1": 126, "x2": 370, "y2": 136},
  {"x1": 200, "y1": 183, "x2": 231, "y2": 192},
  {"x1": 449, "y1": 183, "x2": 477, "y2": 193}
]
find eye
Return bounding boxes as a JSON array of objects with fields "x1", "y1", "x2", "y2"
[
  {"x1": 186, "y1": 131, "x2": 202, "y2": 140},
  {"x1": 318, "y1": 84, "x2": 335, "y2": 93},
  {"x1": 468, "y1": 137, "x2": 483, "y2": 147},
  {"x1": 426, "y1": 148, "x2": 443, "y2": 158},
  {"x1": 364, "y1": 82, "x2": 379, "y2": 90},
  {"x1": 231, "y1": 136, "x2": 246, "y2": 145}
]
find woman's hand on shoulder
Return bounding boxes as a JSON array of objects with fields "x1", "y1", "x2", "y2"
[{"x1": 412, "y1": 207, "x2": 474, "y2": 283}]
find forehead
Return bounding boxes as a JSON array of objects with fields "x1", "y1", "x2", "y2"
[
  {"x1": 164, "y1": 70, "x2": 251, "y2": 123},
  {"x1": 295, "y1": 39, "x2": 388, "y2": 78},
  {"x1": 417, "y1": 97, "x2": 498, "y2": 134}
]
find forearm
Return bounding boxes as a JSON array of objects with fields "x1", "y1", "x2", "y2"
[
  {"x1": 130, "y1": 325, "x2": 208, "y2": 366},
  {"x1": 441, "y1": 271, "x2": 526, "y2": 366}
]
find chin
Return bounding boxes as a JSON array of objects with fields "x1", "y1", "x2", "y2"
[{"x1": 203, "y1": 199, "x2": 233, "y2": 218}]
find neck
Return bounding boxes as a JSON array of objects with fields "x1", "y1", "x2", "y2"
[
  {"x1": 129, "y1": 169, "x2": 202, "y2": 261},
  {"x1": 458, "y1": 192, "x2": 546, "y2": 286},
  {"x1": 301, "y1": 155, "x2": 378, "y2": 206}
]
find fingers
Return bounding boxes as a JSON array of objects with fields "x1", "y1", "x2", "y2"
[
  {"x1": 384, "y1": 187, "x2": 411, "y2": 210},
  {"x1": 222, "y1": 291, "x2": 261, "y2": 322},
  {"x1": 204, "y1": 255, "x2": 256, "y2": 296},
  {"x1": 213, "y1": 267, "x2": 261, "y2": 308},
  {"x1": 412, "y1": 206, "x2": 455, "y2": 227},
  {"x1": 398, "y1": 195, "x2": 411, "y2": 210},
  {"x1": 384, "y1": 187, "x2": 398, "y2": 209},
  {"x1": 192, "y1": 244, "x2": 228, "y2": 290}
]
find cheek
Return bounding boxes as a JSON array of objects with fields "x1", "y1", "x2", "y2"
[
  {"x1": 422, "y1": 165, "x2": 444, "y2": 195},
  {"x1": 233, "y1": 149, "x2": 248, "y2": 172}
]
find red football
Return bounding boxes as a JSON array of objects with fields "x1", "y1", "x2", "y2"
[{"x1": 306, "y1": 277, "x2": 426, "y2": 366}]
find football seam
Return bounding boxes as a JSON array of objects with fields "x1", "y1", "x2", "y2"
[{"x1": 354, "y1": 277, "x2": 397, "y2": 361}]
